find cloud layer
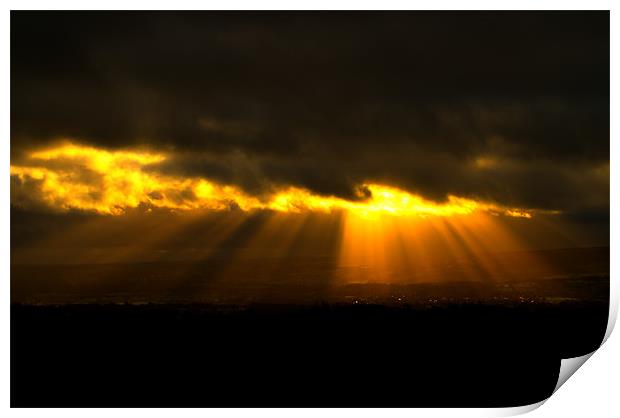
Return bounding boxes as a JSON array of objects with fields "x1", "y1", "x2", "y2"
[{"x1": 11, "y1": 12, "x2": 609, "y2": 218}]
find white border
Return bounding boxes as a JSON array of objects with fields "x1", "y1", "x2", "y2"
[{"x1": 2, "y1": 2, "x2": 617, "y2": 417}]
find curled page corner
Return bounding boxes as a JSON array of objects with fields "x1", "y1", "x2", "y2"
[
  {"x1": 548, "y1": 292, "x2": 619, "y2": 392},
  {"x1": 496, "y1": 297, "x2": 616, "y2": 418},
  {"x1": 554, "y1": 351, "x2": 596, "y2": 394},
  {"x1": 489, "y1": 351, "x2": 598, "y2": 417},
  {"x1": 551, "y1": 296, "x2": 615, "y2": 396},
  {"x1": 550, "y1": 289, "x2": 618, "y2": 397}
]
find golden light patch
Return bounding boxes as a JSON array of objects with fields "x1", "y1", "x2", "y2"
[
  {"x1": 29, "y1": 143, "x2": 166, "y2": 167},
  {"x1": 473, "y1": 155, "x2": 499, "y2": 169},
  {"x1": 11, "y1": 142, "x2": 261, "y2": 214},
  {"x1": 11, "y1": 142, "x2": 536, "y2": 219}
]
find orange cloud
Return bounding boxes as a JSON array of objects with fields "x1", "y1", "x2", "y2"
[{"x1": 11, "y1": 142, "x2": 541, "y2": 219}]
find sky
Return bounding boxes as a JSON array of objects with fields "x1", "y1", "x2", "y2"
[{"x1": 10, "y1": 11, "x2": 610, "y2": 270}]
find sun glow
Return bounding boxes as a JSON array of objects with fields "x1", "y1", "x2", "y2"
[
  {"x1": 11, "y1": 142, "x2": 535, "y2": 219},
  {"x1": 10, "y1": 143, "x2": 565, "y2": 290}
]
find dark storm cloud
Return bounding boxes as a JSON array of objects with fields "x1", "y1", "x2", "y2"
[{"x1": 11, "y1": 11, "x2": 609, "y2": 213}]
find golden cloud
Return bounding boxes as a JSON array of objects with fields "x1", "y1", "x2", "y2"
[{"x1": 11, "y1": 142, "x2": 536, "y2": 219}]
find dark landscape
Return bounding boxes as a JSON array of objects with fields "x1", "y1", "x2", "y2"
[{"x1": 11, "y1": 247, "x2": 609, "y2": 407}]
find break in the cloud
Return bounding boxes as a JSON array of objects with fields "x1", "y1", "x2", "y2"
[{"x1": 10, "y1": 12, "x2": 609, "y2": 220}]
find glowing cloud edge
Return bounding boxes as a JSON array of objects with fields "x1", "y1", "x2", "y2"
[{"x1": 10, "y1": 142, "x2": 547, "y2": 219}]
